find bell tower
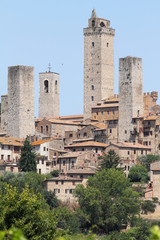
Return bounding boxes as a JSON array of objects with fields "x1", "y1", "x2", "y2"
[{"x1": 39, "y1": 68, "x2": 59, "y2": 118}]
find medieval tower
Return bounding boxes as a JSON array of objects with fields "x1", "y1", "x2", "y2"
[
  {"x1": 83, "y1": 9, "x2": 115, "y2": 120},
  {"x1": 7, "y1": 65, "x2": 35, "y2": 138},
  {"x1": 39, "y1": 71, "x2": 59, "y2": 118},
  {"x1": 118, "y1": 56, "x2": 143, "y2": 142}
]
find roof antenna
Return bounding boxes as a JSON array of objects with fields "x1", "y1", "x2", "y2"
[{"x1": 48, "y1": 63, "x2": 51, "y2": 72}]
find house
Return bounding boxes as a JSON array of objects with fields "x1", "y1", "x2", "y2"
[
  {"x1": 0, "y1": 137, "x2": 23, "y2": 162},
  {"x1": 65, "y1": 141, "x2": 108, "y2": 155},
  {"x1": 44, "y1": 176, "x2": 82, "y2": 202},
  {"x1": 105, "y1": 142, "x2": 151, "y2": 163},
  {"x1": 32, "y1": 139, "x2": 52, "y2": 160},
  {"x1": 56, "y1": 151, "x2": 98, "y2": 173}
]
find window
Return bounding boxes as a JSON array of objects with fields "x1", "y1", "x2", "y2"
[
  {"x1": 54, "y1": 189, "x2": 60, "y2": 194},
  {"x1": 70, "y1": 189, "x2": 74, "y2": 194},
  {"x1": 8, "y1": 145, "x2": 10, "y2": 150},
  {"x1": 83, "y1": 132, "x2": 87, "y2": 137},
  {"x1": 10, "y1": 167, "x2": 14, "y2": 172},
  {"x1": 92, "y1": 42, "x2": 94, "y2": 47},
  {"x1": 69, "y1": 133, "x2": 73, "y2": 138},
  {"x1": 55, "y1": 80, "x2": 57, "y2": 93},
  {"x1": 14, "y1": 146, "x2": 19, "y2": 153},
  {"x1": 125, "y1": 130, "x2": 127, "y2": 134},
  {"x1": 82, "y1": 148, "x2": 84, "y2": 151},
  {"x1": 110, "y1": 129, "x2": 112, "y2": 134},
  {"x1": 107, "y1": 111, "x2": 109, "y2": 115},
  {"x1": 47, "y1": 148, "x2": 48, "y2": 151},
  {"x1": 125, "y1": 165, "x2": 127, "y2": 170},
  {"x1": 72, "y1": 181, "x2": 75, "y2": 185},
  {"x1": 149, "y1": 141, "x2": 151, "y2": 145},
  {"x1": 100, "y1": 22, "x2": 105, "y2": 27},
  {"x1": 44, "y1": 80, "x2": 49, "y2": 93},
  {"x1": 56, "y1": 181, "x2": 58, "y2": 185},
  {"x1": 41, "y1": 126, "x2": 43, "y2": 133},
  {"x1": 107, "y1": 42, "x2": 109, "y2": 47},
  {"x1": 63, "y1": 161, "x2": 65, "y2": 166},
  {"x1": 134, "y1": 150, "x2": 136, "y2": 154},
  {"x1": 96, "y1": 148, "x2": 98, "y2": 153},
  {"x1": 61, "y1": 181, "x2": 64, "y2": 185},
  {"x1": 8, "y1": 155, "x2": 10, "y2": 161},
  {"x1": 92, "y1": 20, "x2": 95, "y2": 27},
  {"x1": 2, "y1": 145, "x2": 4, "y2": 149},
  {"x1": 72, "y1": 161, "x2": 74, "y2": 167},
  {"x1": 37, "y1": 159, "x2": 39, "y2": 164},
  {"x1": 42, "y1": 160, "x2": 44, "y2": 164},
  {"x1": 102, "y1": 111, "x2": 103, "y2": 115},
  {"x1": 141, "y1": 150, "x2": 143, "y2": 155},
  {"x1": 65, "y1": 189, "x2": 70, "y2": 194},
  {"x1": 39, "y1": 169, "x2": 41, "y2": 174},
  {"x1": 128, "y1": 151, "x2": 130, "y2": 155},
  {"x1": 91, "y1": 96, "x2": 94, "y2": 101},
  {"x1": 43, "y1": 147, "x2": 46, "y2": 151},
  {"x1": 1, "y1": 155, "x2": 4, "y2": 160},
  {"x1": 113, "y1": 110, "x2": 115, "y2": 115},
  {"x1": 91, "y1": 85, "x2": 94, "y2": 90},
  {"x1": 46, "y1": 125, "x2": 48, "y2": 133},
  {"x1": 109, "y1": 120, "x2": 112, "y2": 124},
  {"x1": 150, "y1": 131, "x2": 152, "y2": 136}
]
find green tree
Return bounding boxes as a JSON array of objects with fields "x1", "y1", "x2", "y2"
[
  {"x1": 19, "y1": 139, "x2": 37, "y2": 172},
  {"x1": 0, "y1": 184, "x2": 58, "y2": 240},
  {"x1": 74, "y1": 169, "x2": 140, "y2": 234},
  {"x1": 98, "y1": 150, "x2": 120, "y2": 171},
  {"x1": 50, "y1": 170, "x2": 59, "y2": 177},
  {"x1": 128, "y1": 165, "x2": 149, "y2": 183},
  {"x1": 138, "y1": 154, "x2": 160, "y2": 171}
]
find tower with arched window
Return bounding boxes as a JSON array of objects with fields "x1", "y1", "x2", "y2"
[
  {"x1": 39, "y1": 71, "x2": 59, "y2": 118},
  {"x1": 83, "y1": 9, "x2": 115, "y2": 120}
]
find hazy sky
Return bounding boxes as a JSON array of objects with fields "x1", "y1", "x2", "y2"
[{"x1": 1, "y1": 0, "x2": 160, "y2": 117}]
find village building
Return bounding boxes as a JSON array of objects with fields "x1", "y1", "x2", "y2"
[
  {"x1": 65, "y1": 141, "x2": 108, "y2": 155},
  {"x1": 105, "y1": 142, "x2": 151, "y2": 164},
  {"x1": 44, "y1": 176, "x2": 82, "y2": 203},
  {"x1": 56, "y1": 151, "x2": 98, "y2": 173},
  {"x1": 0, "y1": 137, "x2": 23, "y2": 162}
]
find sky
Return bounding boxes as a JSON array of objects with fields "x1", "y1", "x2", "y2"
[{"x1": 0, "y1": 0, "x2": 160, "y2": 117}]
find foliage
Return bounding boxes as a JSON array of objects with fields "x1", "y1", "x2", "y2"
[
  {"x1": 0, "y1": 184, "x2": 58, "y2": 240},
  {"x1": 0, "y1": 228, "x2": 27, "y2": 240},
  {"x1": 138, "y1": 154, "x2": 160, "y2": 171},
  {"x1": 43, "y1": 190, "x2": 59, "y2": 209},
  {"x1": 0, "y1": 171, "x2": 59, "y2": 210},
  {"x1": 19, "y1": 139, "x2": 37, "y2": 172},
  {"x1": 128, "y1": 165, "x2": 149, "y2": 183},
  {"x1": 141, "y1": 200, "x2": 156, "y2": 214},
  {"x1": 150, "y1": 225, "x2": 160, "y2": 240},
  {"x1": 74, "y1": 169, "x2": 140, "y2": 233},
  {"x1": 98, "y1": 150, "x2": 120, "y2": 171},
  {"x1": 50, "y1": 170, "x2": 59, "y2": 177},
  {"x1": 54, "y1": 207, "x2": 80, "y2": 234}
]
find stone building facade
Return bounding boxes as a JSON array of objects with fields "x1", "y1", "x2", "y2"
[
  {"x1": 83, "y1": 9, "x2": 115, "y2": 120},
  {"x1": 7, "y1": 66, "x2": 35, "y2": 139},
  {"x1": 118, "y1": 57, "x2": 143, "y2": 142},
  {"x1": 39, "y1": 71, "x2": 59, "y2": 118}
]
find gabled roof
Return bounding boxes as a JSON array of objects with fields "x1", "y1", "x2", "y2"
[
  {"x1": 65, "y1": 141, "x2": 108, "y2": 148},
  {"x1": 107, "y1": 142, "x2": 151, "y2": 150},
  {"x1": 32, "y1": 139, "x2": 52, "y2": 146}
]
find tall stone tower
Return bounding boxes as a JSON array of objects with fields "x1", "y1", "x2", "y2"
[
  {"x1": 1, "y1": 95, "x2": 8, "y2": 132},
  {"x1": 83, "y1": 9, "x2": 115, "y2": 120},
  {"x1": 39, "y1": 71, "x2": 59, "y2": 118},
  {"x1": 118, "y1": 57, "x2": 143, "y2": 142},
  {"x1": 7, "y1": 65, "x2": 35, "y2": 139}
]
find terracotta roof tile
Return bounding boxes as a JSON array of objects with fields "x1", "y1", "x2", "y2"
[
  {"x1": 32, "y1": 139, "x2": 52, "y2": 146},
  {"x1": 65, "y1": 141, "x2": 108, "y2": 148}
]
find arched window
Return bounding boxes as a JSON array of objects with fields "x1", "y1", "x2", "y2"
[
  {"x1": 92, "y1": 20, "x2": 95, "y2": 27},
  {"x1": 44, "y1": 80, "x2": 49, "y2": 93},
  {"x1": 91, "y1": 85, "x2": 94, "y2": 90},
  {"x1": 41, "y1": 126, "x2": 43, "y2": 133}
]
